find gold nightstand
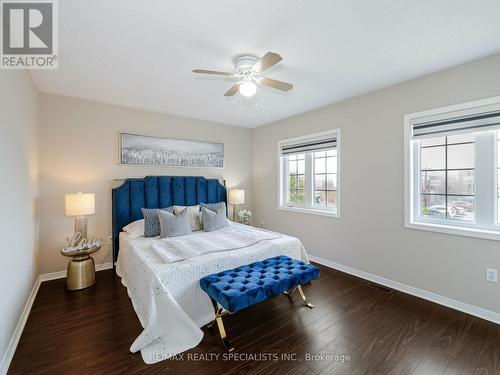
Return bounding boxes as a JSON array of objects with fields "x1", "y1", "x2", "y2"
[{"x1": 61, "y1": 245, "x2": 100, "y2": 290}]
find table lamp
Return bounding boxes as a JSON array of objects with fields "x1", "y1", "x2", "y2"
[
  {"x1": 65, "y1": 192, "x2": 95, "y2": 239},
  {"x1": 228, "y1": 189, "x2": 245, "y2": 222}
]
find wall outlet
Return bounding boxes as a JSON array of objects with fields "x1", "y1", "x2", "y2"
[
  {"x1": 108, "y1": 236, "x2": 113, "y2": 245},
  {"x1": 260, "y1": 222, "x2": 265, "y2": 228},
  {"x1": 486, "y1": 268, "x2": 498, "y2": 283}
]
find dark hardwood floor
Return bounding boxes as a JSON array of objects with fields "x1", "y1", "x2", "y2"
[{"x1": 8, "y1": 263, "x2": 500, "y2": 375}]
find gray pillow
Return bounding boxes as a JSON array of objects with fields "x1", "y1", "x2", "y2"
[
  {"x1": 200, "y1": 201, "x2": 226, "y2": 212},
  {"x1": 158, "y1": 208, "x2": 192, "y2": 238},
  {"x1": 200, "y1": 202, "x2": 227, "y2": 228},
  {"x1": 201, "y1": 206, "x2": 229, "y2": 232},
  {"x1": 142, "y1": 207, "x2": 173, "y2": 237}
]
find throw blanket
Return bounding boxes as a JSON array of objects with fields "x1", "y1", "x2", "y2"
[{"x1": 150, "y1": 225, "x2": 283, "y2": 263}]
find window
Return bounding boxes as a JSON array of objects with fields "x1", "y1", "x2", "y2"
[
  {"x1": 286, "y1": 154, "x2": 305, "y2": 204},
  {"x1": 313, "y1": 149, "x2": 337, "y2": 209},
  {"x1": 405, "y1": 97, "x2": 500, "y2": 240},
  {"x1": 279, "y1": 129, "x2": 340, "y2": 217},
  {"x1": 419, "y1": 134, "x2": 475, "y2": 222},
  {"x1": 497, "y1": 130, "x2": 500, "y2": 224}
]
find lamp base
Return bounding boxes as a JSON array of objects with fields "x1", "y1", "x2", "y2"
[
  {"x1": 232, "y1": 204, "x2": 239, "y2": 222},
  {"x1": 75, "y1": 217, "x2": 88, "y2": 240}
]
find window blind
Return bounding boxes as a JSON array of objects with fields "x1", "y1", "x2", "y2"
[
  {"x1": 280, "y1": 136, "x2": 336, "y2": 156},
  {"x1": 411, "y1": 110, "x2": 500, "y2": 139}
]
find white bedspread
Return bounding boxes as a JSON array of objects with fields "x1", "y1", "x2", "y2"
[
  {"x1": 115, "y1": 222, "x2": 309, "y2": 364},
  {"x1": 150, "y1": 225, "x2": 283, "y2": 263}
]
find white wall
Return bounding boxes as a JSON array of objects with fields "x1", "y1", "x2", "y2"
[
  {"x1": 0, "y1": 71, "x2": 39, "y2": 369},
  {"x1": 252, "y1": 53, "x2": 500, "y2": 314},
  {"x1": 39, "y1": 94, "x2": 252, "y2": 274}
]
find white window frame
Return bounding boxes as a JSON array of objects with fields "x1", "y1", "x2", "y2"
[
  {"x1": 277, "y1": 129, "x2": 341, "y2": 218},
  {"x1": 404, "y1": 96, "x2": 500, "y2": 241}
]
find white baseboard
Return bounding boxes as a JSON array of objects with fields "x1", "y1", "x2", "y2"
[
  {"x1": 38, "y1": 270, "x2": 65, "y2": 282},
  {"x1": 96, "y1": 262, "x2": 114, "y2": 272},
  {"x1": 309, "y1": 254, "x2": 500, "y2": 325},
  {"x1": 0, "y1": 262, "x2": 114, "y2": 374},
  {"x1": 39, "y1": 262, "x2": 113, "y2": 282},
  {"x1": 0, "y1": 276, "x2": 41, "y2": 375}
]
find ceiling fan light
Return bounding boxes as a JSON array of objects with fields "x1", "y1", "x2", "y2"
[{"x1": 239, "y1": 81, "x2": 257, "y2": 97}]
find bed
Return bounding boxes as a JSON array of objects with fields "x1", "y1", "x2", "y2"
[{"x1": 112, "y1": 176, "x2": 310, "y2": 364}]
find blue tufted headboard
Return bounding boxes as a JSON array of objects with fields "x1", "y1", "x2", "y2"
[{"x1": 112, "y1": 176, "x2": 227, "y2": 267}]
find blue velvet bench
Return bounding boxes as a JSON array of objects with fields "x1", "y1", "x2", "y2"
[{"x1": 200, "y1": 255, "x2": 320, "y2": 351}]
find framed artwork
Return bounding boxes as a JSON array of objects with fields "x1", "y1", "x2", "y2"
[{"x1": 119, "y1": 132, "x2": 224, "y2": 168}]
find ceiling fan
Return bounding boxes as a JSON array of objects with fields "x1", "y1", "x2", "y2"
[{"x1": 193, "y1": 52, "x2": 293, "y2": 98}]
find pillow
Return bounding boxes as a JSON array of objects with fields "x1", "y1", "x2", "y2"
[
  {"x1": 200, "y1": 201, "x2": 226, "y2": 213},
  {"x1": 142, "y1": 207, "x2": 174, "y2": 237},
  {"x1": 201, "y1": 206, "x2": 230, "y2": 232},
  {"x1": 200, "y1": 202, "x2": 227, "y2": 228},
  {"x1": 158, "y1": 208, "x2": 192, "y2": 238},
  {"x1": 174, "y1": 205, "x2": 202, "y2": 231},
  {"x1": 122, "y1": 219, "x2": 144, "y2": 238}
]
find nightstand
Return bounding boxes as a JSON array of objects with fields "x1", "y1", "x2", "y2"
[{"x1": 61, "y1": 245, "x2": 101, "y2": 290}]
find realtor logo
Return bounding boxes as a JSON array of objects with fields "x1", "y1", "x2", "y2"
[{"x1": 1, "y1": 0, "x2": 58, "y2": 69}]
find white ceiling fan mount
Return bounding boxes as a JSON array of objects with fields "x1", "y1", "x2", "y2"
[
  {"x1": 193, "y1": 51, "x2": 293, "y2": 98},
  {"x1": 233, "y1": 54, "x2": 259, "y2": 75}
]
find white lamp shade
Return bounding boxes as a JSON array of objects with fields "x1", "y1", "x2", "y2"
[
  {"x1": 65, "y1": 193, "x2": 95, "y2": 216},
  {"x1": 228, "y1": 189, "x2": 245, "y2": 205}
]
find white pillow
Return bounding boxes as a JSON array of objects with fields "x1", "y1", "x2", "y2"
[
  {"x1": 174, "y1": 205, "x2": 202, "y2": 231},
  {"x1": 123, "y1": 219, "x2": 145, "y2": 238}
]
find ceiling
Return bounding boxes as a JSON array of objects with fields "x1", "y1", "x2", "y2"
[{"x1": 30, "y1": 0, "x2": 500, "y2": 128}]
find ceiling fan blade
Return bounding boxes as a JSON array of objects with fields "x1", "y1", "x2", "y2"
[
  {"x1": 193, "y1": 69, "x2": 234, "y2": 76},
  {"x1": 259, "y1": 77, "x2": 293, "y2": 92},
  {"x1": 224, "y1": 83, "x2": 240, "y2": 96},
  {"x1": 252, "y1": 52, "x2": 282, "y2": 73}
]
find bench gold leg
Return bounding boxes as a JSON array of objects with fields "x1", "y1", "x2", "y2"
[
  {"x1": 283, "y1": 286, "x2": 297, "y2": 298},
  {"x1": 283, "y1": 285, "x2": 315, "y2": 309},
  {"x1": 215, "y1": 313, "x2": 234, "y2": 352},
  {"x1": 210, "y1": 298, "x2": 234, "y2": 352},
  {"x1": 297, "y1": 285, "x2": 315, "y2": 309}
]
